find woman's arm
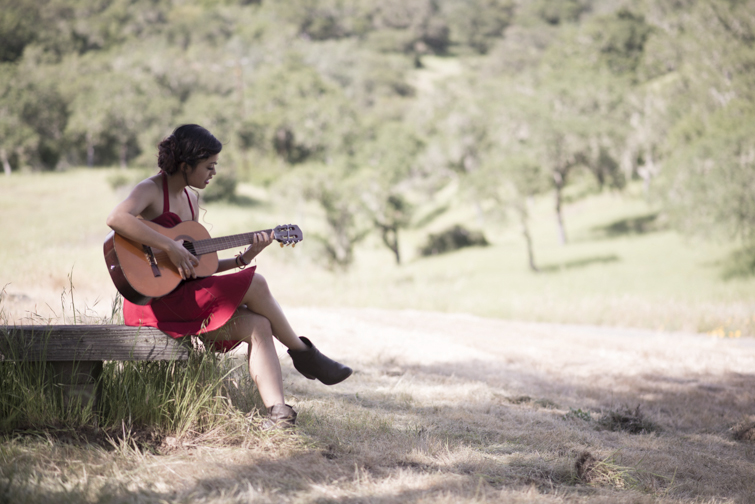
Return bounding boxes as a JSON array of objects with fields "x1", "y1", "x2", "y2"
[
  {"x1": 216, "y1": 231, "x2": 274, "y2": 273},
  {"x1": 106, "y1": 179, "x2": 200, "y2": 279}
]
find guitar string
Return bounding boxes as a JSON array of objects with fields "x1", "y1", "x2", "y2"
[{"x1": 149, "y1": 228, "x2": 302, "y2": 260}]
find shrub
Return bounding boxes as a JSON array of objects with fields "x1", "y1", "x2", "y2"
[
  {"x1": 202, "y1": 172, "x2": 238, "y2": 203},
  {"x1": 419, "y1": 225, "x2": 488, "y2": 256}
]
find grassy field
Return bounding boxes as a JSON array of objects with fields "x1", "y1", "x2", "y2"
[
  {"x1": 1, "y1": 168, "x2": 754, "y2": 335},
  {"x1": 1, "y1": 169, "x2": 754, "y2": 504}
]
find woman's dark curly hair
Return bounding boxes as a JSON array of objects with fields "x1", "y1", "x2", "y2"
[{"x1": 157, "y1": 124, "x2": 222, "y2": 175}]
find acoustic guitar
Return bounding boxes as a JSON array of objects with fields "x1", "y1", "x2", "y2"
[{"x1": 104, "y1": 220, "x2": 303, "y2": 305}]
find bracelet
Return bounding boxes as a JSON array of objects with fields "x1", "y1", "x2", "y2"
[{"x1": 235, "y1": 253, "x2": 249, "y2": 269}]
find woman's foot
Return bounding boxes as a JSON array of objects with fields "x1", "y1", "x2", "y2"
[
  {"x1": 288, "y1": 337, "x2": 353, "y2": 385},
  {"x1": 261, "y1": 403, "x2": 297, "y2": 430}
]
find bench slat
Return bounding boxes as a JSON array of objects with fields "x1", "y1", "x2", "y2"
[{"x1": 0, "y1": 325, "x2": 191, "y2": 361}]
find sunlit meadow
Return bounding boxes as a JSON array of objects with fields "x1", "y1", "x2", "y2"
[
  {"x1": 2, "y1": 168, "x2": 753, "y2": 336},
  {"x1": 1, "y1": 169, "x2": 755, "y2": 504}
]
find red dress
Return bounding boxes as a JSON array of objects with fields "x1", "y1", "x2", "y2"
[{"x1": 123, "y1": 172, "x2": 255, "y2": 352}]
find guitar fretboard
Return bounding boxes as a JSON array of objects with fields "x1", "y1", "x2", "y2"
[{"x1": 191, "y1": 229, "x2": 273, "y2": 256}]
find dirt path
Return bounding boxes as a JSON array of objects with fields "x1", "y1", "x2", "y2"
[{"x1": 288, "y1": 307, "x2": 755, "y2": 415}]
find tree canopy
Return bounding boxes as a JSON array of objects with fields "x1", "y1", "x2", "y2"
[{"x1": 3, "y1": 0, "x2": 755, "y2": 264}]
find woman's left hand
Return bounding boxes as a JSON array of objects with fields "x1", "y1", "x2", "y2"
[{"x1": 241, "y1": 231, "x2": 273, "y2": 264}]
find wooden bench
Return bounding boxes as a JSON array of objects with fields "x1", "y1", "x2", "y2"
[{"x1": 0, "y1": 325, "x2": 192, "y2": 408}]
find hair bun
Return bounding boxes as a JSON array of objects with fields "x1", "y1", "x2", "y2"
[{"x1": 157, "y1": 134, "x2": 181, "y2": 174}]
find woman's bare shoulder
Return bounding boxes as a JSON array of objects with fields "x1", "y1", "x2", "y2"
[
  {"x1": 138, "y1": 174, "x2": 162, "y2": 189},
  {"x1": 119, "y1": 175, "x2": 163, "y2": 216},
  {"x1": 131, "y1": 175, "x2": 162, "y2": 197}
]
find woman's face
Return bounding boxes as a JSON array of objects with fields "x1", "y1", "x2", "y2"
[{"x1": 185, "y1": 154, "x2": 218, "y2": 189}]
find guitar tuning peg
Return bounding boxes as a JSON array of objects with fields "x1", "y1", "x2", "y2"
[
  {"x1": 280, "y1": 243, "x2": 284, "y2": 248},
  {"x1": 292, "y1": 243, "x2": 296, "y2": 248}
]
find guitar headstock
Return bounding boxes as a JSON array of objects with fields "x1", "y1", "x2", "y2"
[{"x1": 273, "y1": 224, "x2": 304, "y2": 247}]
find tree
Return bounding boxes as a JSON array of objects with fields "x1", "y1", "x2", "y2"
[
  {"x1": 0, "y1": 68, "x2": 32, "y2": 175},
  {"x1": 654, "y1": 0, "x2": 755, "y2": 241},
  {"x1": 0, "y1": 0, "x2": 40, "y2": 63},
  {"x1": 245, "y1": 57, "x2": 358, "y2": 165},
  {"x1": 425, "y1": 71, "x2": 550, "y2": 270},
  {"x1": 527, "y1": 13, "x2": 640, "y2": 243},
  {"x1": 300, "y1": 163, "x2": 370, "y2": 269},
  {"x1": 62, "y1": 55, "x2": 112, "y2": 167},
  {"x1": 441, "y1": 0, "x2": 515, "y2": 54},
  {"x1": 356, "y1": 121, "x2": 424, "y2": 264},
  {"x1": 0, "y1": 66, "x2": 68, "y2": 172},
  {"x1": 469, "y1": 151, "x2": 549, "y2": 272}
]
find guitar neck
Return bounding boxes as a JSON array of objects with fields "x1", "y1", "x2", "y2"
[{"x1": 192, "y1": 229, "x2": 273, "y2": 256}]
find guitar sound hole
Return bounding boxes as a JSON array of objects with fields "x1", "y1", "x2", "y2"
[{"x1": 183, "y1": 241, "x2": 197, "y2": 256}]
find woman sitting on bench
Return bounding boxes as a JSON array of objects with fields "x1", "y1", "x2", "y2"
[{"x1": 106, "y1": 124, "x2": 352, "y2": 429}]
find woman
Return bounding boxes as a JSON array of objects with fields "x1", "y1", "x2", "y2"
[{"x1": 106, "y1": 124, "x2": 352, "y2": 428}]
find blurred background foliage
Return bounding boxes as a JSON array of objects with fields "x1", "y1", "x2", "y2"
[{"x1": 2, "y1": 0, "x2": 755, "y2": 267}]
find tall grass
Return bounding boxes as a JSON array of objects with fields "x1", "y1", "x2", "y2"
[
  {"x1": 0, "y1": 343, "x2": 261, "y2": 437},
  {"x1": 98, "y1": 353, "x2": 251, "y2": 436},
  {"x1": 0, "y1": 284, "x2": 262, "y2": 438}
]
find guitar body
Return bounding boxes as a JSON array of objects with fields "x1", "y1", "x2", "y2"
[
  {"x1": 105, "y1": 220, "x2": 302, "y2": 305},
  {"x1": 104, "y1": 220, "x2": 219, "y2": 305}
]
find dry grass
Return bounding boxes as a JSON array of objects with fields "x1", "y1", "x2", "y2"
[
  {"x1": 2, "y1": 308, "x2": 754, "y2": 503},
  {"x1": 731, "y1": 419, "x2": 755, "y2": 442},
  {"x1": 597, "y1": 405, "x2": 659, "y2": 434}
]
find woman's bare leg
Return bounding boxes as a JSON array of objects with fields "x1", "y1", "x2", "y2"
[
  {"x1": 241, "y1": 273, "x2": 352, "y2": 386},
  {"x1": 247, "y1": 317, "x2": 285, "y2": 407},
  {"x1": 203, "y1": 308, "x2": 284, "y2": 407},
  {"x1": 241, "y1": 273, "x2": 307, "y2": 351}
]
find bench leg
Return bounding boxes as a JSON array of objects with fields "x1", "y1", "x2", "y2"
[{"x1": 50, "y1": 361, "x2": 104, "y2": 412}]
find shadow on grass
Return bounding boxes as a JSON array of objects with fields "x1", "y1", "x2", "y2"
[
  {"x1": 539, "y1": 254, "x2": 620, "y2": 272},
  {"x1": 591, "y1": 213, "x2": 662, "y2": 238},
  {"x1": 4, "y1": 338, "x2": 755, "y2": 502},
  {"x1": 282, "y1": 356, "x2": 755, "y2": 501}
]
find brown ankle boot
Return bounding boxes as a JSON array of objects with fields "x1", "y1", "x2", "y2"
[
  {"x1": 288, "y1": 336, "x2": 353, "y2": 385},
  {"x1": 261, "y1": 403, "x2": 297, "y2": 430}
]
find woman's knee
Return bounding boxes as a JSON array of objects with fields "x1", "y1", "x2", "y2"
[
  {"x1": 249, "y1": 312, "x2": 272, "y2": 337},
  {"x1": 247, "y1": 273, "x2": 272, "y2": 299}
]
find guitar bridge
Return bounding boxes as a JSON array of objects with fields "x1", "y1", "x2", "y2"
[{"x1": 143, "y1": 245, "x2": 162, "y2": 278}]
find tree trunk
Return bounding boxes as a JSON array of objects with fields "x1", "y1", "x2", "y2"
[
  {"x1": 119, "y1": 141, "x2": 128, "y2": 169},
  {"x1": 638, "y1": 148, "x2": 655, "y2": 197},
  {"x1": 235, "y1": 59, "x2": 245, "y2": 117},
  {"x1": 474, "y1": 201, "x2": 485, "y2": 227},
  {"x1": 1, "y1": 148, "x2": 11, "y2": 176},
  {"x1": 86, "y1": 131, "x2": 95, "y2": 168},
  {"x1": 15, "y1": 147, "x2": 29, "y2": 173},
  {"x1": 517, "y1": 202, "x2": 538, "y2": 272},
  {"x1": 553, "y1": 171, "x2": 568, "y2": 245},
  {"x1": 380, "y1": 225, "x2": 401, "y2": 265}
]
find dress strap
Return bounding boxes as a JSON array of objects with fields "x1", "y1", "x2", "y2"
[
  {"x1": 185, "y1": 189, "x2": 195, "y2": 220},
  {"x1": 161, "y1": 171, "x2": 170, "y2": 214}
]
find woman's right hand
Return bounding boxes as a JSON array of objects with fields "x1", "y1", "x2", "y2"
[{"x1": 167, "y1": 239, "x2": 200, "y2": 279}]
